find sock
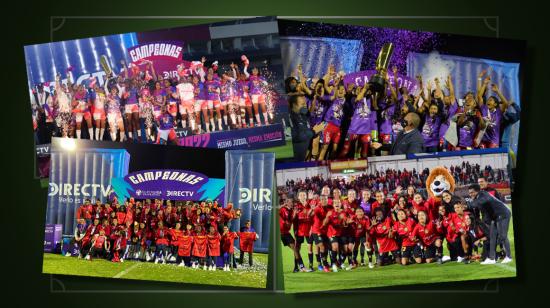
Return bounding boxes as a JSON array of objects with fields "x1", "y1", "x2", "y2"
[
  {"x1": 353, "y1": 250, "x2": 358, "y2": 263},
  {"x1": 94, "y1": 128, "x2": 99, "y2": 140},
  {"x1": 218, "y1": 118, "x2": 222, "y2": 130},
  {"x1": 255, "y1": 113, "x2": 261, "y2": 125},
  {"x1": 360, "y1": 245, "x2": 365, "y2": 262},
  {"x1": 137, "y1": 130, "x2": 141, "y2": 137},
  {"x1": 249, "y1": 118, "x2": 254, "y2": 126},
  {"x1": 330, "y1": 250, "x2": 337, "y2": 266},
  {"x1": 110, "y1": 132, "x2": 117, "y2": 141},
  {"x1": 88, "y1": 128, "x2": 94, "y2": 140},
  {"x1": 210, "y1": 119, "x2": 215, "y2": 131},
  {"x1": 76, "y1": 130, "x2": 81, "y2": 139},
  {"x1": 308, "y1": 253, "x2": 314, "y2": 267},
  {"x1": 182, "y1": 120, "x2": 187, "y2": 129},
  {"x1": 262, "y1": 112, "x2": 268, "y2": 124},
  {"x1": 223, "y1": 115, "x2": 228, "y2": 125},
  {"x1": 100, "y1": 128, "x2": 105, "y2": 140},
  {"x1": 294, "y1": 258, "x2": 299, "y2": 270},
  {"x1": 128, "y1": 131, "x2": 133, "y2": 139},
  {"x1": 190, "y1": 119, "x2": 195, "y2": 131},
  {"x1": 315, "y1": 253, "x2": 321, "y2": 265}
]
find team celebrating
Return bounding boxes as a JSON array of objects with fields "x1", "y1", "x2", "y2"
[
  {"x1": 286, "y1": 64, "x2": 521, "y2": 160},
  {"x1": 31, "y1": 54, "x2": 276, "y2": 145},
  {"x1": 67, "y1": 198, "x2": 259, "y2": 271},
  {"x1": 279, "y1": 167, "x2": 513, "y2": 273}
]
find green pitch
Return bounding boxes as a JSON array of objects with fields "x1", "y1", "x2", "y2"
[
  {"x1": 281, "y1": 209, "x2": 516, "y2": 293},
  {"x1": 257, "y1": 140, "x2": 293, "y2": 159},
  {"x1": 43, "y1": 253, "x2": 268, "y2": 288}
]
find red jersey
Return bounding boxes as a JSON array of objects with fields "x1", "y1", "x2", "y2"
[
  {"x1": 155, "y1": 227, "x2": 170, "y2": 245},
  {"x1": 207, "y1": 233, "x2": 221, "y2": 256},
  {"x1": 425, "y1": 197, "x2": 441, "y2": 222},
  {"x1": 192, "y1": 233, "x2": 208, "y2": 257},
  {"x1": 371, "y1": 199, "x2": 392, "y2": 215},
  {"x1": 442, "y1": 213, "x2": 467, "y2": 242},
  {"x1": 411, "y1": 221, "x2": 441, "y2": 246},
  {"x1": 311, "y1": 205, "x2": 329, "y2": 235},
  {"x1": 326, "y1": 210, "x2": 346, "y2": 238},
  {"x1": 353, "y1": 216, "x2": 371, "y2": 238},
  {"x1": 76, "y1": 204, "x2": 93, "y2": 220},
  {"x1": 342, "y1": 198, "x2": 359, "y2": 210},
  {"x1": 296, "y1": 206, "x2": 313, "y2": 237},
  {"x1": 170, "y1": 229, "x2": 184, "y2": 245},
  {"x1": 279, "y1": 206, "x2": 293, "y2": 235},
  {"x1": 238, "y1": 228, "x2": 257, "y2": 253},
  {"x1": 370, "y1": 217, "x2": 398, "y2": 253},
  {"x1": 176, "y1": 234, "x2": 193, "y2": 257},
  {"x1": 112, "y1": 235, "x2": 126, "y2": 250},
  {"x1": 221, "y1": 231, "x2": 238, "y2": 254},
  {"x1": 393, "y1": 218, "x2": 416, "y2": 247},
  {"x1": 93, "y1": 234, "x2": 107, "y2": 249}
]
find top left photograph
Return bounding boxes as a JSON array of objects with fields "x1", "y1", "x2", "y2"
[{"x1": 26, "y1": 16, "x2": 292, "y2": 177}]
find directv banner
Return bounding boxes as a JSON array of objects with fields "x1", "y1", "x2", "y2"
[
  {"x1": 225, "y1": 151, "x2": 275, "y2": 253},
  {"x1": 111, "y1": 169, "x2": 225, "y2": 203},
  {"x1": 176, "y1": 123, "x2": 286, "y2": 150}
]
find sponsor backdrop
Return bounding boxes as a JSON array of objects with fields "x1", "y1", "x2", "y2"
[
  {"x1": 225, "y1": 150, "x2": 275, "y2": 253},
  {"x1": 46, "y1": 148, "x2": 131, "y2": 235}
]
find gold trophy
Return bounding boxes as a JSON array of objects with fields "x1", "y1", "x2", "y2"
[
  {"x1": 368, "y1": 42, "x2": 394, "y2": 95},
  {"x1": 100, "y1": 55, "x2": 113, "y2": 78}
]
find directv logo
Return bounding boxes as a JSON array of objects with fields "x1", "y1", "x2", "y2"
[
  {"x1": 239, "y1": 188, "x2": 272, "y2": 203},
  {"x1": 48, "y1": 183, "x2": 111, "y2": 198}
]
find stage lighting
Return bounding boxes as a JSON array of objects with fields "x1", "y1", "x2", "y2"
[{"x1": 59, "y1": 138, "x2": 76, "y2": 151}]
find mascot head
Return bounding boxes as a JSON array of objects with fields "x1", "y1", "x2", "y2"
[{"x1": 426, "y1": 166, "x2": 456, "y2": 199}]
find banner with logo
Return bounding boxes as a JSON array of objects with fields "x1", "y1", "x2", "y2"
[
  {"x1": 225, "y1": 151, "x2": 275, "y2": 253},
  {"x1": 44, "y1": 224, "x2": 62, "y2": 253},
  {"x1": 127, "y1": 41, "x2": 190, "y2": 80},
  {"x1": 176, "y1": 123, "x2": 286, "y2": 150},
  {"x1": 47, "y1": 148, "x2": 131, "y2": 234},
  {"x1": 343, "y1": 70, "x2": 418, "y2": 94},
  {"x1": 111, "y1": 169, "x2": 225, "y2": 204}
]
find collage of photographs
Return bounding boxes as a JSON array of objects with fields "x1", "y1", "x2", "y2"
[{"x1": 26, "y1": 16, "x2": 523, "y2": 292}]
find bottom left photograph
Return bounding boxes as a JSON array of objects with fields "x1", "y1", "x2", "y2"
[{"x1": 43, "y1": 138, "x2": 275, "y2": 289}]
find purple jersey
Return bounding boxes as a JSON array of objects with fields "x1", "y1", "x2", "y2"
[
  {"x1": 348, "y1": 97, "x2": 377, "y2": 135},
  {"x1": 421, "y1": 114, "x2": 442, "y2": 147},
  {"x1": 378, "y1": 99, "x2": 396, "y2": 135},
  {"x1": 248, "y1": 75, "x2": 265, "y2": 95},
  {"x1": 220, "y1": 80, "x2": 235, "y2": 102},
  {"x1": 324, "y1": 97, "x2": 346, "y2": 127},
  {"x1": 309, "y1": 96, "x2": 329, "y2": 126},
  {"x1": 194, "y1": 82, "x2": 206, "y2": 100},
  {"x1": 237, "y1": 80, "x2": 249, "y2": 99},
  {"x1": 205, "y1": 79, "x2": 221, "y2": 101},
  {"x1": 152, "y1": 88, "x2": 166, "y2": 111},
  {"x1": 158, "y1": 113, "x2": 174, "y2": 130},
  {"x1": 106, "y1": 95, "x2": 121, "y2": 113},
  {"x1": 439, "y1": 101, "x2": 458, "y2": 139},
  {"x1": 481, "y1": 105, "x2": 502, "y2": 146},
  {"x1": 458, "y1": 113, "x2": 479, "y2": 148},
  {"x1": 127, "y1": 87, "x2": 139, "y2": 105}
]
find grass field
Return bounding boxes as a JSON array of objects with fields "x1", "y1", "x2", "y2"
[
  {"x1": 43, "y1": 252, "x2": 268, "y2": 288},
  {"x1": 282, "y1": 209, "x2": 516, "y2": 293},
  {"x1": 258, "y1": 140, "x2": 294, "y2": 160}
]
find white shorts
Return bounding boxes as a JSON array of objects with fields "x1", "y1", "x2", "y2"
[
  {"x1": 125, "y1": 104, "x2": 139, "y2": 114},
  {"x1": 107, "y1": 112, "x2": 123, "y2": 127},
  {"x1": 75, "y1": 113, "x2": 83, "y2": 122},
  {"x1": 153, "y1": 109, "x2": 162, "y2": 119},
  {"x1": 194, "y1": 100, "x2": 204, "y2": 112},
  {"x1": 158, "y1": 129, "x2": 170, "y2": 141},
  {"x1": 179, "y1": 100, "x2": 194, "y2": 115}
]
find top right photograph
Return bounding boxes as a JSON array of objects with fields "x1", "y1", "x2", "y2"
[{"x1": 279, "y1": 19, "x2": 525, "y2": 162}]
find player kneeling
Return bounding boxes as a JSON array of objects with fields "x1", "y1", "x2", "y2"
[
  {"x1": 87, "y1": 229, "x2": 110, "y2": 261},
  {"x1": 411, "y1": 211, "x2": 444, "y2": 264},
  {"x1": 369, "y1": 208, "x2": 400, "y2": 266}
]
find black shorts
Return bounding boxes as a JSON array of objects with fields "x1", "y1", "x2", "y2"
[
  {"x1": 312, "y1": 234, "x2": 328, "y2": 245},
  {"x1": 329, "y1": 236, "x2": 343, "y2": 245},
  {"x1": 296, "y1": 235, "x2": 314, "y2": 245},
  {"x1": 355, "y1": 237, "x2": 367, "y2": 245},
  {"x1": 341, "y1": 236, "x2": 354, "y2": 245},
  {"x1": 412, "y1": 245, "x2": 423, "y2": 259},
  {"x1": 424, "y1": 243, "x2": 437, "y2": 259},
  {"x1": 401, "y1": 245, "x2": 415, "y2": 259},
  {"x1": 281, "y1": 233, "x2": 295, "y2": 247}
]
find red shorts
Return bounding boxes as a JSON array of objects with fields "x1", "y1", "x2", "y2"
[
  {"x1": 251, "y1": 94, "x2": 265, "y2": 105},
  {"x1": 239, "y1": 97, "x2": 252, "y2": 107},
  {"x1": 125, "y1": 104, "x2": 139, "y2": 114},
  {"x1": 323, "y1": 122, "x2": 342, "y2": 144},
  {"x1": 211, "y1": 100, "x2": 223, "y2": 109},
  {"x1": 348, "y1": 133, "x2": 371, "y2": 144}
]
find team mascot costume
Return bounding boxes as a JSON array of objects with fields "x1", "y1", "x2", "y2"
[{"x1": 425, "y1": 166, "x2": 456, "y2": 221}]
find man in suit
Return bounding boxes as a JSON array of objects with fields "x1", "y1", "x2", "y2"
[
  {"x1": 373, "y1": 112, "x2": 425, "y2": 155},
  {"x1": 467, "y1": 183, "x2": 513, "y2": 264}
]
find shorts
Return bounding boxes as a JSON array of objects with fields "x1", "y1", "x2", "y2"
[
  {"x1": 401, "y1": 245, "x2": 419, "y2": 259},
  {"x1": 347, "y1": 133, "x2": 371, "y2": 144},
  {"x1": 194, "y1": 100, "x2": 204, "y2": 113},
  {"x1": 220, "y1": 100, "x2": 229, "y2": 107},
  {"x1": 179, "y1": 100, "x2": 194, "y2": 115},
  {"x1": 329, "y1": 236, "x2": 343, "y2": 245},
  {"x1": 296, "y1": 235, "x2": 314, "y2": 245},
  {"x1": 355, "y1": 236, "x2": 367, "y2": 245},
  {"x1": 125, "y1": 104, "x2": 139, "y2": 114},
  {"x1": 168, "y1": 102, "x2": 178, "y2": 114},
  {"x1": 153, "y1": 108, "x2": 162, "y2": 119},
  {"x1": 323, "y1": 122, "x2": 342, "y2": 144},
  {"x1": 201, "y1": 100, "x2": 212, "y2": 110},
  {"x1": 281, "y1": 233, "x2": 295, "y2": 247},
  {"x1": 423, "y1": 243, "x2": 437, "y2": 259},
  {"x1": 107, "y1": 112, "x2": 123, "y2": 126},
  {"x1": 380, "y1": 133, "x2": 392, "y2": 145},
  {"x1": 239, "y1": 97, "x2": 251, "y2": 107},
  {"x1": 211, "y1": 100, "x2": 223, "y2": 109},
  {"x1": 251, "y1": 94, "x2": 265, "y2": 105},
  {"x1": 74, "y1": 111, "x2": 91, "y2": 122},
  {"x1": 340, "y1": 236, "x2": 354, "y2": 245},
  {"x1": 312, "y1": 234, "x2": 328, "y2": 245},
  {"x1": 93, "y1": 110, "x2": 106, "y2": 121},
  {"x1": 158, "y1": 129, "x2": 170, "y2": 141}
]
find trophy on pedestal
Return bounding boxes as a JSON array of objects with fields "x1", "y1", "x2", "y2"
[{"x1": 368, "y1": 42, "x2": 394, "y2": 96}]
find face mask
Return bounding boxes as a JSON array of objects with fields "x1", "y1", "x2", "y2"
[
  {"x1": 299, "y1": 107, "x2": 308, "y2": 115},
  {"x1": 400, "y1": 119, "x2": 409, "y2": 128}
]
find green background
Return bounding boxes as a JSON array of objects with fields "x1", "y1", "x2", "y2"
[{"x1": 4, "y1": 0, "x2": 548, "y2": 306}]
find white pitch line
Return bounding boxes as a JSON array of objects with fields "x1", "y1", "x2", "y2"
[{"x1": 113, "y1": 263, "x2": 140, "y2": 278}]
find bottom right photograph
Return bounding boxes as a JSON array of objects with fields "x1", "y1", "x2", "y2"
[{"x1": 276, "y1": 150, "x2": 516, "y2": 293}]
